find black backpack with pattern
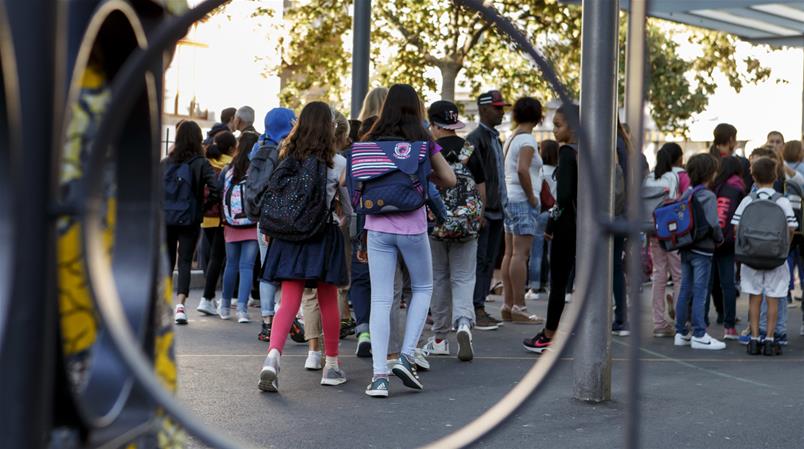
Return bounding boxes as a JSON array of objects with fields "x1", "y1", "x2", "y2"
[{"x1": 259, "y1": 155, "x2": 329, "y2": 242}]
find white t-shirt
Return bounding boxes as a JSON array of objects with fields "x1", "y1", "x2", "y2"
[
  {"x1": 327, "y1": 154, "x2": 347, "y2": 221},
  {"x1": 503, "y1": 133, "x2": 542, "y2": 203},
  {"x1": 644, "y1": 170, "x2": 679, "y2": 200},
  {"x1": 731, "y1": 187, "x2": 797, "y2": 229}
]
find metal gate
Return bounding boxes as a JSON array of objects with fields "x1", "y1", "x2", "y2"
[{"x1": 0, "y1": 0, "x2": 648, "y2": 448}]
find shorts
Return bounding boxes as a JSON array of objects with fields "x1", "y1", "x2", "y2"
[
  {"x1": 504, "y1": 201, "x2": 539, "y2": 236},
  {"x1": 740, "y1": 263, "x2": 790, "y2": 299}
]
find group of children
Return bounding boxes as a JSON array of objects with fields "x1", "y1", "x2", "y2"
[{"x1": 648, "y1": 125, "x2": 804, "y2": 356}]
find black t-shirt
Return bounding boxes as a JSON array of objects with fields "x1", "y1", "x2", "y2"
[{"x1": 435, "y1": 135, "x2": 486, "y2": 184}]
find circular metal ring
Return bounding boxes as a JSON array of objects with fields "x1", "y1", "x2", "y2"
[
  {"x1": 78, "y1": 1, "x2": 606, "y2": 448},
  {"x1": 0, "y1": 0, "x2": 22, "y2": 351},
  {"x1": 57, "y1": 0, "x2": 158, "y2": 430}
]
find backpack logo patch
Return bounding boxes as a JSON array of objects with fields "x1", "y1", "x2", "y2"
[{"x1": 393, "y1": 142, "x2": 412, "y2": 160}]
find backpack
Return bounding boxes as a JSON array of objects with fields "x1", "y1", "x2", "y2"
[
  {"x1": 783, "y1": 180, "x2": 803, "y2": 236},
  {"x1": 653, "y1": 186, "x2": 709, "y2": 251},
  {"x1": 347, "y1": 140, "x2": 431, "y2": 215},
  {"x1": 430, "y1": 162, "x2": 482, "y2": 241},
  {"x1": 259, "y1": 156, "x2": 330, "y2": 242},
  {"x1": 244, "y1": 142, "x2": 280, "y2": 222},
  {"x1": 735, "y1": 191, "x2": 789, "y2": 270},
  {"x1": 222, "y1": 167, "x2": 255, "y2": 227},
  {"x1": 163, "y1": 157, "x2": 198, "y2": 226},
  {"x1": 641, "y1": 171, "x2": 677, "y2": 233}
]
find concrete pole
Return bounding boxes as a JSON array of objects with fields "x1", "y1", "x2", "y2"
[
  {"x1": 624, "y1": 1, "x2": 649, "y2": 448},
  {"x1": 350, "y1": 0, "x2": 371, "y2": 120},
  {"x1": 573, "y1": 0, "x2": 619, "y2": 402}
]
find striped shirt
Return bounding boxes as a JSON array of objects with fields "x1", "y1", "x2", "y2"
[{"x1": 731, "y1": 187, "x2": 797, "y2": 228}]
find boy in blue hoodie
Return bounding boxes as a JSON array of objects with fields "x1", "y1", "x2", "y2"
[{"x1": 675, "y1": 153, "x2": 727, "y2": 350}]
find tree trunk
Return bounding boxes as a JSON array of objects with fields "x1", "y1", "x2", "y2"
[{"x1": 439, "y1": 62, "x2": 462, "y2": 102}]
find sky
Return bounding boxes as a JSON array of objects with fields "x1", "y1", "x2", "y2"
[{"x1": 166, "y1": 1, "x2": 804, "y2": 150}]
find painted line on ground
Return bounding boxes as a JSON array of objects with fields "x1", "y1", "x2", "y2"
[{"x1": 175, "y1": 354, "x2": 804, "y2": 363}]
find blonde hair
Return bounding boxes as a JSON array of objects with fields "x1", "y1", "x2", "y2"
[
  {"x1": 358, "y1": 87, "x2": 389, "y2": 122},
  {"x1": 331, "y1": 107, "x2": 350, "y2": 151}
]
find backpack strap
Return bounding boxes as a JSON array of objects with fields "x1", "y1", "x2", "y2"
[
  {"x1": 770, "y1": 192, "x2": 783, "y2": 202},
  {"x1": 503, "y1": 131, "x2": 531, "y2": 161}
]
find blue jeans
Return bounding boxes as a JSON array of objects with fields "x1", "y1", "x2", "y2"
[
  {"x1": 676, "y1": 251, "x2": 713, "y2": 338},
  {"x1": 257, "y1": 231, "x2": 278, "y2": 317},
  {"x1": 787, "y1": 247, "x2": 804, "y2": 292},
  {"x1": 708, "y1": 250, "x2": 737, "y2": 328},
  {"x1": 350, "y1": 251, "x2": 371, "y2": 335},
  {"x1": 473, "y1": 217, "x2": 504, "y2": 307},
  {"x1": 759, "y1": 295, "x2": 787, "y2": 336},
  {"x1": 527, "y1": 212, "x2": 549, "y2": 289},
  {"x1": 367, "y1": 231, "x2": 433, "y2": 375},
  {"x1": 222, "y1": 240, "x2": 259, "y2": 313}
]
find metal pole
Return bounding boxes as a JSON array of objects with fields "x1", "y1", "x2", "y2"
[
  {"x1": 0, "y1": 0, "x2": 59, "y2": 447},
  {"x1": 350, "y1": 0, "x2": 371, "y2": 119},
  {"x1": 624, "y1": 0, "x2": 649, "y2": 448},
  {"x1": 573, "y1": 0, "x2": 618, "y2": 402},
  {"x1": 801, "y1": 49, "x2": 803, "y2": 139}
]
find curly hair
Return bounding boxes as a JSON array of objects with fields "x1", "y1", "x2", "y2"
[{"x1": 279, "y1": 101, "x2": 335, "y2": 167}]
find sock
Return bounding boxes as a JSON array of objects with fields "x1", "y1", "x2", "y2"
[
  {"x1": 268, "y1": 348, "x2": 280, "y2": 359},
  {"x1": 373, "y1": 374, "x2": 389, "y2": 381},
  {"x1": 751, "y1": 336, "x2": 760, "y2": 341},
  {"x1": 309, "y1": 350, "x2": 321, "y2": 356},
  {"x1": 325, "y1": 356, "x2": 338, "y2": 368}
]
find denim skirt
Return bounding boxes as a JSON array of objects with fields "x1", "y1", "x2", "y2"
[{"x1": 503, "y1": 201, "x2": 540, "y2": 236}]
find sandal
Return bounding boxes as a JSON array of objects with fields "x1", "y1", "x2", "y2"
[
  {"x1": 500, "y1": 304, "x2": 513, "y2": 322},
  {"x1": 511, "y1": 305, "x2": 544, "y2": 325}
]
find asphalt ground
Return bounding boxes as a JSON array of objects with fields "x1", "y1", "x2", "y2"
[{"x1": 174, "y1": 287, "x2": 804, "y2": 449}]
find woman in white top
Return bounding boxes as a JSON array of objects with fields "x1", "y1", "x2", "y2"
[{"x1": 500, "y1": 97, "x2": 544, "y2": 324}]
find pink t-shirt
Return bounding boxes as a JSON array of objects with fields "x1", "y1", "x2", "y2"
[
  {"x1": 224, "y1": 224, "x2": 257, "y2": 243},
  {"x1": 364, "y1": 141, "x2": 441, "y2": 235}
]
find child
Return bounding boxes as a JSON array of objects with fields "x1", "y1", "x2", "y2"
[
  {"x1": 731, "y1": 157, "x2": 797, "y2": 356},
  {"x1": 674, "y1": 153, "x2": 726, "y2": 350}
]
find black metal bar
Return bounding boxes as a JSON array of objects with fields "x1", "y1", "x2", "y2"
[
  {"x1": 624, "y1": 1, "x2": 649, "y2": 448},
  {"x1": 0, "y1": 0, "x2": 60, "y2": 448},
  {"x1": 350, "y1": 0, "x2": 371, "y2": 119}
]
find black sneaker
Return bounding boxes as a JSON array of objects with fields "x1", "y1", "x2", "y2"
[
  {"x1": 289, "y1": 318, "x2": 306, "y2": 343},
  {"x1": 523, "y1": 331, "x2": 552, "y2": 354},
  {"x1": 391, "y1": 354, "x2": 423, "y2": 390},
  {"x1": 258, "y1": 322, "x2": 272, "y2": 342},
  {"x1": 340, "y1": 318, "x2": 356, "y2": 339},
  {"x1": 475, "y1": 308, "x2": 501, "y2": 331},
  {"x1": 773, "y1": 341, "x2": 783, "y2": 356},
  {"x1": 763, "y1": 339, "x2": 775, "y2": 356},
  {"x1": 747, "y1": 338, "x2": 761, "y2": 355}
]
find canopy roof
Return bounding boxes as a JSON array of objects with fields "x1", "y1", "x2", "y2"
[{"x1": 559, "y1": 1, "x2": 804, "y2": 47}]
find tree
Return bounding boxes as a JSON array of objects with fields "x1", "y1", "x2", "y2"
[{"x1": 271, "y1": 0, "x2": 774, "y2": 135}]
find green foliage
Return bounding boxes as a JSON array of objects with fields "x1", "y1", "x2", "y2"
[{"x1": 262, "y1": 0, "x2": 775, "y2": 134}]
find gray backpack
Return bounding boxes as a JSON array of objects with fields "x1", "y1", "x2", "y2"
[{"x1": 735, "y1": 191, "x2": 789, "y2": 270}]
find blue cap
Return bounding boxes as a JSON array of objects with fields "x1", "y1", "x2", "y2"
[{"x1": 264, "y1": 108, "x2": 296, "y2": 144}]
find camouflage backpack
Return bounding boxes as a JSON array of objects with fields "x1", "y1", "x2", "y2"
[{"x1": 431, "y1": 158, "x2": 482, "y2": 242}]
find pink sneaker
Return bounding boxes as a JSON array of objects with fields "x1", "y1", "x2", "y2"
[{"x1": 723, "y1": 327, "x2": 738, "y2": 340}]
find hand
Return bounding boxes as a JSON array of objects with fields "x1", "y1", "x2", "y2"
[
  {"x1": 544, "y1": 232, "x2": 553, "y2": 241},
  {"x1": 528, "y1": 196, "x2": 538, "y2": 209},
  {"x1": 357, "y1": 250, "x2": 368, "y2": 263},
  {"x1": 478, "y1": 215, "x2": 487, "y2": 229},
  {"x1": 261, "y1": 233, "x2": 269, "y2": 245}
]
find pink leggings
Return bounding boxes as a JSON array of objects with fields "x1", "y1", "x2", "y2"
[
  {"x1": 268, "y1": 280, "x2": 340, "y2": 357},
  {"x1": 649, "y1": 238, "x2": 681, "y2": 328}
]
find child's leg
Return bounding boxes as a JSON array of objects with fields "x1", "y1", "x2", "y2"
[
  {"x1": 766, "y1": 297, "x2": 779, "y2": 340},
  {"x1": 689, "y1": 254, "x2": 712, "y2": 338},
  {"x1": 650, "y1": 239, "x2": 669, "y2": 328},
  {"x1": 268, "y1": 280, "x2": 305, "y2": 354},
  {"x1": 749, "y1": 294, "x2": 762, "y2": 338},
  {"x1": 317, "y1": 282, "x2": 341, "y2": 358},
  {"x1": 302, "y1": 289, "x2": 322, "y2": 352},
  {"x1": 675, "y1": 252, "x2": 694, "y2": 336}
]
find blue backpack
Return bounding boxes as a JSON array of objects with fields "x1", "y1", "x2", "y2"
[
  {"x1": 163, "y1": 157, "x2": 198, "y2": 226},
  {"x1": 346, "y1": 140, "x2": 431, "y2": 215},
  {"x1": 654, "y1": 185, "x2": 709, "y2": 251}
]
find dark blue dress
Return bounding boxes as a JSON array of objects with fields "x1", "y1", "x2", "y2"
[{"x1": 261, "y1": 222, "x2": 348, "y2": 287}]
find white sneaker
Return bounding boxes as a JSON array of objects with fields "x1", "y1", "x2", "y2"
[
  {"x1": 691, "y1": 333, "x2": 726, "y2": 350},
  {"x1": 674, "y1": 333, "x2": 691, "y2": 346},
  {"x1": 456, "y1": 324, "x2": 473, "y2": 362},
  {"x1": 525, "y1": 289, "x2": 539, "y2": 301},
  {"x1": 174, "y1": 304, "x2": 188, "y2": 325},
  {"x1": 237, "y1": 311, "x2": 250, "y2": 323},
  {"x1": 217, "y1": 304, "x2": 231, "y2": 320},
  {"x1": 258, "y1": 350, "x2": 280, "y2": 392},
  {"x1": 305, "y1": 351, "x2": 323, "y2": 370},
  {"x1": 197, "y1": 298, "x2": 217, "y2": 316},
  {"x1": 248, "y1": 298, "x2": 260, "y2": 308},
  {"x1": 564, "y1": 293, "x2": 572, "y2": 303},
  {"x1": 412, "y1": 349, "x2": 430, "y2": 371},
  {"x1": 422, "y1": 336, "x2": 450, "y2": 356}
]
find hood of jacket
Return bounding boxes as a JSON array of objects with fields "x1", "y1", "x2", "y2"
[{"x1": 208, "y1": 153, "x2": 232, "y2": 172}]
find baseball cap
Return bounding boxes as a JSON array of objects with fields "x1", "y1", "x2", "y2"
[
  {"x1": 427, "y1": 100, "x2": 465, "y2": 130},
  {"x1": 477, "y1": 90, "x2": 511, "y2": 107}
]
